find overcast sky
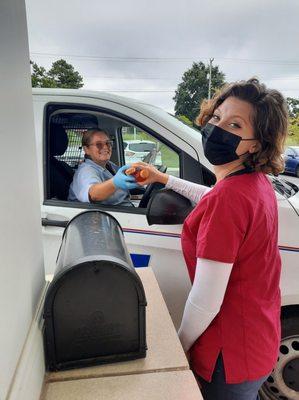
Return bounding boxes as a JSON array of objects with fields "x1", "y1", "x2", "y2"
[{"x1": 25, "y1": 0, "x2": 299, "y2": 112}]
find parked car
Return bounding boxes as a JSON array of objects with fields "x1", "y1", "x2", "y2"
[
  {"x1": 283, "y1": 146, "x2": 299, "y2": 177},
  {"x1": 33, "y1": 88, "x2": 299, "y2": 400},
  {"x1": 123, "y1": 139, "x2": 162, "y2": 165}
]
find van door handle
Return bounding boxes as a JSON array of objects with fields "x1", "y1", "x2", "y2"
[{"x1": 42, "y1": 217, "x2": 69, "y2": 228}]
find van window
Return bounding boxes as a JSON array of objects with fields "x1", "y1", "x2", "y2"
[
  {"x1": 55, "y1": 129, "x2": 85, "y2": 167},
  {"x1": 45, "y1": 104, "x2": 182, "y2": 206},
  {"x1": 121, "y1": 125, "x2": 180, "y2": 178}
]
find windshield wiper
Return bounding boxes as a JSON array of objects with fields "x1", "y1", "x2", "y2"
[
  {"x1": 271, "y1": 177, "x2": 292, "y2": 197},
  {"x1": 280, "y1": 178, "x2": 299, "y2": 194}
]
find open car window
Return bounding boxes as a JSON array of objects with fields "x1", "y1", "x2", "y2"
[
  {"x1": 45, "y1": 104, "x2": 183, "y2": 210},
  {"x1": 121, "y1": 125, "x2": 180, "y2": 178}
]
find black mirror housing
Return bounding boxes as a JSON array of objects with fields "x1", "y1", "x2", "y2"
[{"x1": 146, "y1": 189, "x2": 194, "y2": 225}]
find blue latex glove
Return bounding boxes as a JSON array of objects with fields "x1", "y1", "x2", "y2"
[{"x1": 113, "y1": 165, "x2": 140, "y2": 190}]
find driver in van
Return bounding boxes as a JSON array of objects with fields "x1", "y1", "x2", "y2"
[{"x1": 68, "y1": 129, "x2": 138, "y2": 206}]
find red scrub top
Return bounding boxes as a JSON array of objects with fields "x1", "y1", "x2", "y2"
[{"x1": 181, "y1": 171, "x2": 281, "y2": 384}]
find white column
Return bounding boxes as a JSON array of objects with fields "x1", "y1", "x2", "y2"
[{"x1": 0, "y1": 1, "x2": 45, "y2": 399}]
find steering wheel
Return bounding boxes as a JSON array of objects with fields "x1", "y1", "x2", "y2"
[{"x1": 138, "y1": 165, "x2": 167, "y2": 208}]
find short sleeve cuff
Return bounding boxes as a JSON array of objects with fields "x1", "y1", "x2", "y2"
[
  {"x1": 196, "y1": 245, "x2": 237, "y2": 264},
  {"x1": 78, "y1": 184, "x2": 94, "y2": 203}
]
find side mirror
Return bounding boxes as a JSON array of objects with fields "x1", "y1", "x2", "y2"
[{"x1": 146, "y1": 189, "x2": 194, "y2": 225}]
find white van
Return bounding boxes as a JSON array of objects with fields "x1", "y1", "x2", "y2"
[{"x1": 33, "y1": 88, "x2": 299, "y2": 400}]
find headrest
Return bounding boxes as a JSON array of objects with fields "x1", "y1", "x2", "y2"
[{"x1": 50, "y1": 123, "x2": 68, "y2": 156}]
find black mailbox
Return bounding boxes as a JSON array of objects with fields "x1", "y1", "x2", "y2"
[{"x1": 43, "y1": 210, "x2": 147, "y2": 371}]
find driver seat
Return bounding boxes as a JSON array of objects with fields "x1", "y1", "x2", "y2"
[{"x1": 49, "y1": 123, "x2": 74, "y2": 200}]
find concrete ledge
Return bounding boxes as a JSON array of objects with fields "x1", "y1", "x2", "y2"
[{"x1": 42, "y1": 370, "x2": 202, "y2": 400}]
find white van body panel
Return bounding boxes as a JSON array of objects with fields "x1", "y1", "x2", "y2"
[{"x1": 33, "y1": 89, "x2": 299, "y2": 328}]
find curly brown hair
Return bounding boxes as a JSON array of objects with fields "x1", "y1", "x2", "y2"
[{"x1": 196, "y1": 78, "x2": 289, "y2": 175}]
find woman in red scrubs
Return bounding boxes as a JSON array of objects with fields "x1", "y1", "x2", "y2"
[{"x1": 134, "y1": 78, "x2": 288, "y2": 400}]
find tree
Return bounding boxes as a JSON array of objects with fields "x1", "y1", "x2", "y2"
[
  {"x1": 31, "y1": 59, "x2": 83, "y2": 89},
  {"x1": 31, "y1": 61, "x2": 56, "y2": 88},
  {"x1": 286, "y1": 97, "x2": 299, "y2": 118},
  {"x1": 47, "y1": 59, "x2": 83, "y2": 88},
  {"x1": 173, "y1": 61, "x2": 225, "y2": 122},
  {"x1": 287, "y1": 114, "x2": 299, "y2": 145}
]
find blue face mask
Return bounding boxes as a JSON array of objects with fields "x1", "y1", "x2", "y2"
[{"x1": 201, "y1": 123, "x2": 256, "y2": 166}]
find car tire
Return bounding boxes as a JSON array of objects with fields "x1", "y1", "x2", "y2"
[
  {"x1": 296, "y1": 166, "x2": 299, "y2": 178},
  {"x1": 260, "y1": 314, "x2": 299, "y2": 400}
]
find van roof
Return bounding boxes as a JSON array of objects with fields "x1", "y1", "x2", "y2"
[{"x1": 32, "y1": 88, "x2": 154, "y2": 109}]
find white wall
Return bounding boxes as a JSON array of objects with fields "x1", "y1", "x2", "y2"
[{"x1": 0, "y1": 1, "x2": 45, "y2": 399}]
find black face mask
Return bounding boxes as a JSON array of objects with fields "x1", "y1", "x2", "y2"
[{"x1": 201, "y1": 123, "x2": 256, "y2": 165}]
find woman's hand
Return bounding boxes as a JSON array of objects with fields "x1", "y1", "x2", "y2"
[{"x1": 131, "y1": 162, "x2": 169, "y2": 186}]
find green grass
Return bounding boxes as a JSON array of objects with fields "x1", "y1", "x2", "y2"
[
  {"x1": 159, "y1": 145, "x2": 179, "y2": 167},
  {"x1": 286, "y1": 119, "x2": 299, "y2": 146}
]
